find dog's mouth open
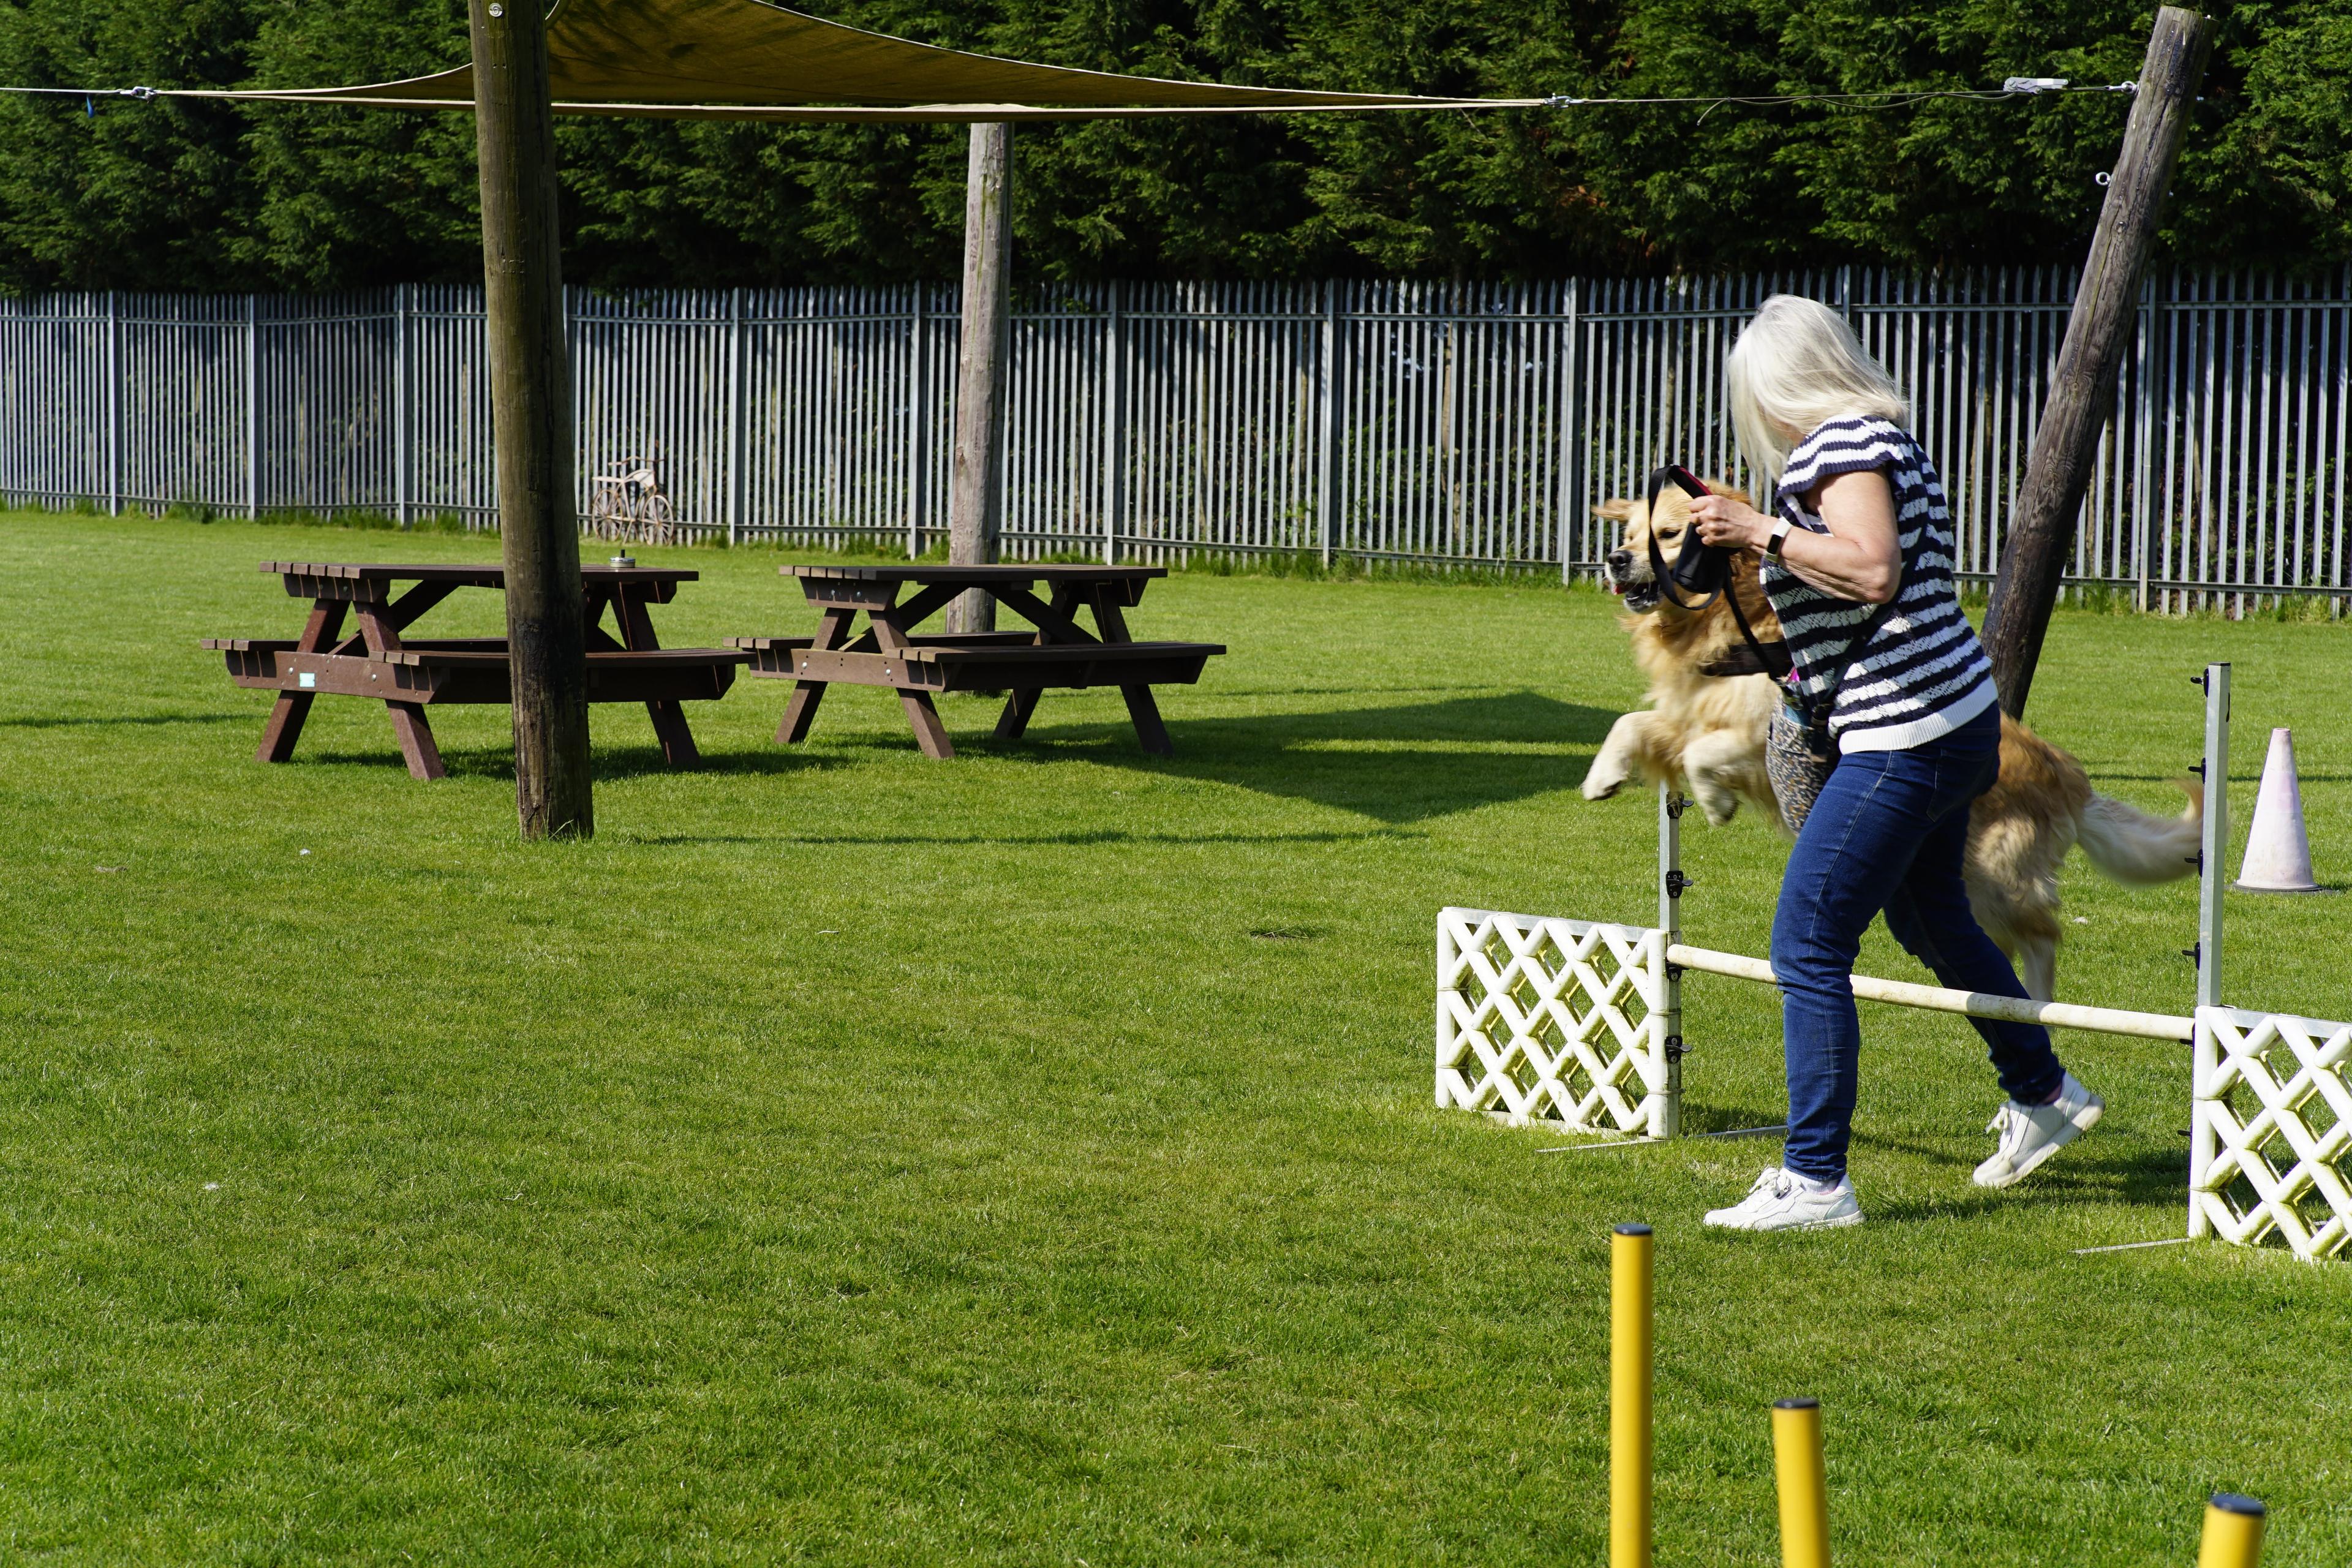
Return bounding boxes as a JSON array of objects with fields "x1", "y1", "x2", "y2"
[{"x1": 1601, "y1": 554, "x2": 1663, "y2": 614}]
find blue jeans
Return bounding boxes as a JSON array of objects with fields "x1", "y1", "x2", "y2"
[{"x1": 1771, "y1": 703, "x2": 2065, "y2": 1182}]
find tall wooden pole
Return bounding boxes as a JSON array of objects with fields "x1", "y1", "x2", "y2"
[
  {"x1": 948, "y1": 121, "x2": 1012, "y2": 636},
  {"x1": 470, "y1": 0, "x2": 592, "y2": 838},
  {"x1": 1980, "y1": 6, "x2": 2207, "y2": 717}
]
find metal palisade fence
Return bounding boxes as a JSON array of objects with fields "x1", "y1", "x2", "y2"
[{"x1": 1, "y1": 268, "x2": 2345, "y2": 611}]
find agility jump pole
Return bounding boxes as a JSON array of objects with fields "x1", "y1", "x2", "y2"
[{"x1": 1662, "y1": 943, "x2": 2192, "y2": 1041}]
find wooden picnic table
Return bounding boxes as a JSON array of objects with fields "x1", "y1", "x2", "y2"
[
  {"x1": 204, "y1": 561, "x2": 746, "y2": 779},
  {"x1": 728, "y1": 564, "x2": 1224, "y2": 759}
]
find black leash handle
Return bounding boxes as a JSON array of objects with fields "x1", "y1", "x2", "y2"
[
  {"x1": 1642, "y1": 463, "x2": 1792, "y2": 679},
  {"x1": 1643, "y1": 464, "x2": 1716, "y2": 612}
]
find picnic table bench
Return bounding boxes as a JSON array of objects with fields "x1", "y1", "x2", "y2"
[
  {"x1": 729, "y1": 564, "x2": 1223, "y2": 759},
  {"x1": 204, "y1": 561, "x2": 745, "y2": 778}
]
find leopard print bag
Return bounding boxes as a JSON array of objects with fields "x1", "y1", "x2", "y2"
[
  {"x1": 1762, "y1": 600, "x2": 1901, "y2": 831},
  {"x1": 1766, "y1": 703, "x2": 1838, "y2": 831}
]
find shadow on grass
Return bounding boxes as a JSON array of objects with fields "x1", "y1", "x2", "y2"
[
  {"x1": 2092, "y1": 772, "x2": 2349, "y2": 785},
  {"x1": 991, "y1": 690, "x2": 1620, "y2": 824},
  {"x1": 1, "y1": 712, "x2": 247, "y2": 729},
  {"x1": 1678, "y1": 1104, "x2": 1791, "y2": 1138},
  {"x1": 625, "y1": 828, "x2": 1420, "y2": 847},
  {"x1": 288, "y1": 688, "x2": 1617, "y2": 827},
  {"x1": 305, "y1": 744, "x2": 841, "y2": 783},
  {"x1": 1858, "y1": 1139, "x2": 2187, "y2": 1224}
]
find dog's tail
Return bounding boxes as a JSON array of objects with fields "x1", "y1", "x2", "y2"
[{"x1": 2075, "y1": 778, "x2": 2204, "y2": 884}]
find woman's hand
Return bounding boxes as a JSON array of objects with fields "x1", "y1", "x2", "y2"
[{"x1": 1689, "y1": 493, "x2": 1774, "y2": 550}]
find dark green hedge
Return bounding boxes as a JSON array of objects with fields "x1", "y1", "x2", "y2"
[{"x1": 0, "y1": 0, "x2": 2343, "y2": 292}]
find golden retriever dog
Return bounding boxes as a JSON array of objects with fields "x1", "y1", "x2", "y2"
[{"x1": 1580, "y1": 480, "x2": 2202, "y2": 1000}]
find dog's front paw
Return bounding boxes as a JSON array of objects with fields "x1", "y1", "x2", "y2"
[{"x1": 1581, "y1": 763, "x2": 1627, "y2": 801}]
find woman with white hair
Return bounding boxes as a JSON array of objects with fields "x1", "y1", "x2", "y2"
[{"x1": 1687, "y1": 293, "x2": 2103, "y2": 1232}]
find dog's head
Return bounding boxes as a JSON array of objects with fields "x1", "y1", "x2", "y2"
[
  {"x1": 1596, "y1": 481, "x2": 1782, "y2": 671},
  {"x1": 1594, "y1": 487, "x2": 1706, "y2": 617}
]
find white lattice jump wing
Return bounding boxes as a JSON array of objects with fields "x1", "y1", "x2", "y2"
[
  {"x1": 1436, "y1": 908, "x2": 1675, "y2": 1137},
  {"x1": 2193, "y1": 1005, "x2": 2352, "y2": 1262}
]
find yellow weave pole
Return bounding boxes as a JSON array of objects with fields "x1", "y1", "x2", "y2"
[
  {"x1": 1771, "y1": 1397, "x2": 1829, "y2": 1568},
  {"x1": 1610, "y1": 1223, "x2": 1654, "y2": 1568},
  {"x1": 2197, "y1": 1494, "x2": 2266, "y2": 1568}
]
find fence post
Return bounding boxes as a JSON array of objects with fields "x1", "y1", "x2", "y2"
[
  {"x1": 244, "y1": 293, "x2": 260, "y2": 518},
  {"x1": 2335, "y1": 262, "x2": 2348, "y2": 621},
  {"x1": 907, "y1": 285, "x2": 927, "y2": 560},
  {"x1": 1104, "y1": 279, "x2": 1124, "y2": 565},
  {"x1": 2133, "y1": 273, "x2": 2155, "y2": 611},
  {"x1": 726, "y1": 286, "x2": 744, "y2": 547},
  {"x1": 1318, "y1": 279, "x2": 1340, "y2": 567},
  {"x1": 1558, "y1": 277, "x2": 1583, "y2": 584},
  {"x1": 394, "y1": 284, "x2": 411, "y2": 526},
  {"x1": 106, "y1": 290, "x2": 123, "y2": 516}
]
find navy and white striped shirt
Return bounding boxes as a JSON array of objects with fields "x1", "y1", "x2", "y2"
[{"x1": 1760, "y1": 416, "x2": 1997, "y2": 752}]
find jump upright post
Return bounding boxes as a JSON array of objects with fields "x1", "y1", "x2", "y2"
[
  {"x1": 1610, "y1": 1223, "x2": 1654, "y2": 1568},
  {"x1": 2197, "y1": 1494, "x2": 2266, "y2": 1568},
  {"x1": 1770, "y1": 1398, "x2": 1830, "y2": 1568},
  {"x1": 1657, "y1": 787, "x2": 1687, "y2": 1139},
  {"x1": 2195, "y1": 662, "x2": 2230, "y2": 1009}
]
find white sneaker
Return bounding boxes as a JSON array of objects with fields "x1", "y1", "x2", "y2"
[
  {"x1": 1973, "y1": 1071, "x2": 2105, "y2": 1189},
  {"x1": 1703, "y1": 1167, "x2": 1864, "y2": 1232}
]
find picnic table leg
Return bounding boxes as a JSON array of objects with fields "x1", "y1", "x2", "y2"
[
  {"x1": 354, "y1": 601, "x2": 448, "y2": 781},
  {"x1": 610, "y1": 584, "x2": 701, "y2": 767},
  {"x1": 645, "y1": 701, "x2": 699, "y2": 766},
  {"x1": 991, "y1": 581, "x2": 1082, "y2": 744},
  {"x1": 385, "y1": 703, "x2": 448, "y2": 780},
  {"x1": 778, "y1": 606, "x2": 854, "y2": 744},
  {"x1": 1088, "y1": 592, "x2": 1177, "y2": 756},
  {"x1": 257, "y1": 599, "x2": 349, "y2": 763},
  {"x1": 1116, "y1": 685, "x2": 1175, "y2": 756},
  {"x1": 897, "y1": 689, "x2": 956, "y2": 759},
  {"x1": 992, "y1": 688, "x2": 1042, "y2": 741},
  {"x1": 866, "y1": 605, "x2": 957, "y2": 760}
]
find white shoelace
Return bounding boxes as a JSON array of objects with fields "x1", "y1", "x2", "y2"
[{"x1": 1985, "y1": 1102, "x2": 2031, "y2": 1157}]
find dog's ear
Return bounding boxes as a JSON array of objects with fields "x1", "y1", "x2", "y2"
[{"x1": 1592, "y1": 497, "x2": 1637, "y2": 523}]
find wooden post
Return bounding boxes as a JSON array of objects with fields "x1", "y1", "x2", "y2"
[
  {"x1": 948, "y1": 121, "x2": 1011, "y2": 635},
  {"x1": 1980, "y1": 6, "x2": 2207, "y2": 716},
  {"x1": 470, "y1": 0, "x2": 592, "y2": 839}
]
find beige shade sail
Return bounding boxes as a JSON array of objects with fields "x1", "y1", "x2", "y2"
[{"x1": 190, "y1": 0, "x2": 1545, "y2": 120}]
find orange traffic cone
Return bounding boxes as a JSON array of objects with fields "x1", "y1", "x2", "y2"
[{"x1": 2234, "y1": 728, "x2": 2322, "y2": 892}]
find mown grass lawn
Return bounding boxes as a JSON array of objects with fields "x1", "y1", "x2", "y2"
[{"x1": 2, "y1": 510, "x2": 2348, "y2": 1566}]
